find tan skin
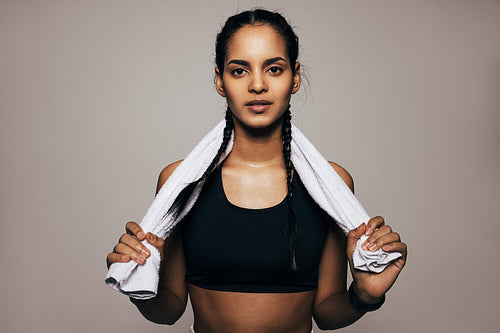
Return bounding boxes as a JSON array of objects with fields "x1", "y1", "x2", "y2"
[{"x1": 107, "y1": 24, "x2": 407, "y2": 332}]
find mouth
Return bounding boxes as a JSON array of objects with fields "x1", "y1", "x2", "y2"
[
  {"x1": 245, "y1": 100, "x2": 272, "y2": 113},
  {"x1": 246, "y1": 100, "x2": 272, "y2": 106}
]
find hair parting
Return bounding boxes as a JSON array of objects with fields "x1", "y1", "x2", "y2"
[{"x1": 215, "y1": 9, "x2": 299, "y2": 74}]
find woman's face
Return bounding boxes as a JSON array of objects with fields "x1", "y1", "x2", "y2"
[{"x1": 216, "y1": 24, "x2": 300, "y2": 130}]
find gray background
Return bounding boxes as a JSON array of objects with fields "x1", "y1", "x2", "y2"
[{"x1": 1, "y1": 0, "x2": 499, "y2": 332}]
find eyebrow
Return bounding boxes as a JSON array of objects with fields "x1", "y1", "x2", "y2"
[{"x1": 227, "y1": 57, "x2": 287, "y2": 67}]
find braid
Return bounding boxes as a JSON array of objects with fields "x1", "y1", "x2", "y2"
[
  {"x1": 167, "y1": 109, "x2": 234, "y2": 219},
  {"x1": 282, "y1": 109, "x2": 297, "y2": 271},
  {"x1": 199, "y1": 109, "x2": 234, "y2": 183}
]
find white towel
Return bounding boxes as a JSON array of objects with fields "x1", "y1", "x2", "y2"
[{"x1": 105, "y1": 120, "x2": 401, "y2": 299}]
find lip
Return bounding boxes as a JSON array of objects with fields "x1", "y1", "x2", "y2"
[{"x1": 245, "y1": 100, "x2": 272, "y2": 113}]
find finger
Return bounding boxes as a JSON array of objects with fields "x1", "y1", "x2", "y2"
[
  {"x1": 119, "y1": 233, "x2": 151, "y2": 258},
  {"x1": 382, "y1": 241, "x2": 407, "y2": 256},
  {"x1": 106, "y1": 252, "x2": 131, "y2": 268},
  {"x1": 349, "y1": 223, "x2": 366, "y2": 241},
  {"x1": 366, "y1": 232, "x2": 400, "y2": 252},
  {"x1": 362, "y1": 225, "x2": 392, "y2": 250},
  {"x1": 365, "y1": 216, "x2": 385, "y2": 236},
  {"x1": 146, "y1": 232, "x2": 164, "y2": 251},
  {"x1": 126, "y1": 221, "x2": 146, "y2": 240},
  {"x1": 347, "y1": 223, "x2": 366, "y2": 259},
  {"x1": 114, "y1": 243, "x2": 147, "y2": 265}
]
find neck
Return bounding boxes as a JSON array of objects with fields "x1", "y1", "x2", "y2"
[{"x1": 228, "y1": 117, "x2": 285, "y2": 166}]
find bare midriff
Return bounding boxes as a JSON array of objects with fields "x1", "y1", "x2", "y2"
[{"x1": 188, "y1": 283, "x2": 316, "y2": 333}]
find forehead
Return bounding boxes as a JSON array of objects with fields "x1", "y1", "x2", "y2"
[{"x1": 226, "y1": 24, "x2": 288, "y2": 62}]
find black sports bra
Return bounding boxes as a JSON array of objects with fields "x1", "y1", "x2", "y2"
[{"x1": 182, "y1": 166, "x2": 329, "y2": 293}]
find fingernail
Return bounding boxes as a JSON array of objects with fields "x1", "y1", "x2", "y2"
[
  {"x1": 141, "y1": 248, "x2": 150, "y2": 257},
  {"x1": 365, "y1": 227, "x2": 372, "y2": 236},
  {"x1": 137, "y1": 255, "x2": 146, "y2": 264},
  {"x1": 382, "y1": 245, "x2": 390, "y2": 251},
  {"x1": 369, "y1": 243, "x2": 378, "y2": 251},
  {"x1": 121, "y1": 255, "x2": 129, "y2": 262},
  {"x1": 137, "y1": 231, "x2": 146, "y2": 240}
]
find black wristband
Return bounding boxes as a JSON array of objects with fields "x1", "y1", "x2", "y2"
[{"x1": 348, "y1": 283, "x2": 385, "y2": 312}]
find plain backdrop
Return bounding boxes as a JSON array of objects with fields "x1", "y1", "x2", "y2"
[{"x1": 1, "y1": 1, "x2": 499, "y2": 332}]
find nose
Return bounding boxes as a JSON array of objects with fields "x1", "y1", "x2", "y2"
[{"x1": 248, "y1": 72, "x2": 267, "y2": 94}]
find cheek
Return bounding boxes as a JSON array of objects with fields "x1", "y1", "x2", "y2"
[
  {"x1": 223, "y1": 83, "x2": 247, "y2": 105},
  {"x1": 275, "y1": 74, "x2": 295, "y2": 93},
  {"x1": 276, "y1": 82, "x2": 294, "y2": 101},
  {"x1": 223, "y1": 87, "x2": 237, "y2": 104}
]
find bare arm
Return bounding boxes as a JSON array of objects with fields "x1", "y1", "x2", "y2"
[
  {"x1": 129, "y1": 225, "x2": 187, "y2": 324},
  {"x1": 313, "y1": 162, "x2": 361, "y2": 329},
  {"x1": 313, "y1": 162, "x2": 407, "y2": 329},
  {"x1": 313, "y1": 217, "x2": 366, "y2": 329},
  {"x1": 107, "y1": 160, "x2": 188, "y2": 325}
]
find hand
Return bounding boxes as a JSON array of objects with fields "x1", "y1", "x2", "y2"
[
  {"x1": 346, "y1": 216, "x2": 407, "y2": 303},
  {"x1": 106, "y1": 221, "x2": 165, "y2": 269}
]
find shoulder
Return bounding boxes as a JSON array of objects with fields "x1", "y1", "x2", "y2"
[
  {"x1": 328, "y1": 161, "x2": 354, "y2": 193},
  {"x1": 156, "y1": 160, "x2": 184, "y2": 194}
]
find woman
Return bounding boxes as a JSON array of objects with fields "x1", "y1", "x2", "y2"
[{"x1": 106, "y1": 9, "x2": 407, "y2": 333}]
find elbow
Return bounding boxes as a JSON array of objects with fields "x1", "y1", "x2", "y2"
[
  {"x1": 313, "y1": 313, "x2": 362, "y2": 330},
  {"x1": 144, "y1": 313, "x2": 183, "y2": 325},
  {"x1": 314, "y1": 319, "x2": 346, "y2": 331},
  {"x1": 160, "y1": 308, "x2": 185, "y2": 325},
  {"x1": 313, "y1": 316, "x2": 335, "y2": 331},
  {"x1": 130, "y1": 296, "x2": 186, "y2": 325},
  {"x1": 137, "y1": 305, "x2": 185, "y2": 325}
]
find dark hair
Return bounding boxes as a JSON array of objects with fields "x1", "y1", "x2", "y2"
[
  {"x1": 169, "y1": 9, "x2": 299, "y2": 270},
  {"x1": 215, "y1": 9, "x2": 299, "y2": 74},
  {"x1": 167, "y1": 108, "x2": 234, "y2": 219},
  {"x1": 281, "y1": 108, "x2": 297, "y2": 270}
]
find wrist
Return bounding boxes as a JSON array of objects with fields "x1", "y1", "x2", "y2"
[{"x1": 348, "y1": 282, "x2": 385, "y2": 312}]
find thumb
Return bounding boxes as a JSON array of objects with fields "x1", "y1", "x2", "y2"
[
  {"x1": 347, "y1": 223, "x2": 366, "y2": 259},
  {"x1": 146, "y1": 232, "x2": 164, "y2": 252}
]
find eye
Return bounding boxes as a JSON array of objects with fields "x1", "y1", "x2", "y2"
[
  {"x1": 231, "y1": 68, "x2": 246, "y2": 76},
  {"x1": 268, "y1": 66, "x2": 283, "y2": 75}
]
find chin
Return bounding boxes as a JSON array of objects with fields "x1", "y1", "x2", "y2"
[{"x1": 234, "y1": 115, "x2": 284, "y2": 133}]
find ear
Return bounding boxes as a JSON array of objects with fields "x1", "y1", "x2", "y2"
[
  {"x1": 215, "y1": 67, "x2": 226, "y2": 97},
  {"x1": 291, "y1": 62, "x2": 301, "y2": 94}
]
